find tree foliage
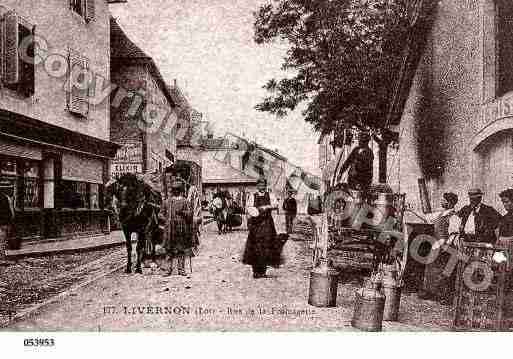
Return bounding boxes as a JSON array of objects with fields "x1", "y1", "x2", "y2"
[{"x1": 254, "y1": 0, "x2": 412, "y2": 134}]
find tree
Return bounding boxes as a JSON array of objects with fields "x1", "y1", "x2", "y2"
[{"x1": 254, "y1": 0, "x2": 413, "y2": 133}]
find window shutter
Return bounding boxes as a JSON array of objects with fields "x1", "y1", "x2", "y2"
[
  {"x1": 85, "y1": 0, "x2": 95, "y2": 23},
  {"x1": 24, "y1": 25, "x2": 36, "y2": 96},
  {"x1": 0, "y1": 17, "x2": 4, "y2": 83},
  {"x1": 84, "y1": 56, "x2": 90, "y2": 116},
  {"x1": 3, "y1": 10, "x2": 19, "y2": 85},
  {"x1": 68, "y1": 49, "x2": 88, "y2": 116}
]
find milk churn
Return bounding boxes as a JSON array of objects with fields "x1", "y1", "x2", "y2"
[
  {"x1": 344, "y1": 189, "x2": 364, "y2": 227},
  {"x1": 381, "y1": 264, "x2": 402, "y2": 321},
  {"x1": 308, "y1": 258, "x2": 339, "y2": 307},
  {"x1": 351, "y1": 278, "x2": 385, "y2": 331},
  {"x1": 372, "y1": 192, "x2": 394, "y2": 228}
]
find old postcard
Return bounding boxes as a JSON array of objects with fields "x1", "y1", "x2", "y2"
[{"x1": 1, "y1": 0, "x2": 513, "y2": 347}]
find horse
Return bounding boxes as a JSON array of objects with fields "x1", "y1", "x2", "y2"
[{"x1": 107, "y1": 173, "x2": 162, "y2": 274}]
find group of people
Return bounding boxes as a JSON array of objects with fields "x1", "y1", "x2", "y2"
[
  {"x1": 210, "y1": 189, "x2": 243, "y2": 234},
  {"x1": 414, "y1": 187, "x2": 513, "y2": 304}
]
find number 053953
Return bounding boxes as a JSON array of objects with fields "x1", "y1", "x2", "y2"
[{"x1": 23, "y1": 338, "x2": 55, "y2": 347}]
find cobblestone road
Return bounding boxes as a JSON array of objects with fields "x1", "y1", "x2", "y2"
[{"x1": 4, "y1": 221, "x2": 442, "y2": 331}]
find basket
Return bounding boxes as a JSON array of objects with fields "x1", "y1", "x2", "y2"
[{"x1": 453, "y1": 242, "x2": 511, "y2": 331}]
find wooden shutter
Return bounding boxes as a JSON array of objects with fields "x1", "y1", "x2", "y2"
[
  {"x1": 85, "y1": 0, "x2": 95, "y2": 23},
  {"x1": 68, "y1": 49, "x2": 88, "y2": 116},
  {"x1": 84, "y1": 56, "x2": 90, "y2": 115},
  {"x1": 3, "y1": 10, "x2": 19, "y2": 85},
  {"x1": 0, "y1": 17, "x2": 4, "y2": 83}
]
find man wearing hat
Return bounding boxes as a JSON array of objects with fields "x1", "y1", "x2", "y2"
[
  {"x1": 282, "y1": 189, "x2": 297, "y2": 234},
  {"x1": 457, "y1": 188, "x2": 501, "y2": 244},
  {"x1": 336, "y1": 131, "x2": 374, "y2": 191}
]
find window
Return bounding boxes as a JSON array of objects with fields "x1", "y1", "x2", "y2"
[
  {"x1": 0, "y1": 156, "x2": 41, "y2": 210},
  {"x1": 22, "y1": 160, "x2": 41, "y2": 209},
  {"x1": 496, "y1": 0, "x2": 513, "y2": 97},
  {"x1": 90, "y1": 183, "x2": 100, "y2": 209},
  {"x1": 70, "y1": 0, "x2": 95, "y2": 22},
  {"x1": 57, "y1": 180, "x2": 103, "y2": 210},
  {"x1": 59, "y1": 180, "x2": 89, "y2": 209},
  {"x1": 67, "y1": 49, "x2": 91, "y2": 117},
  {"x1": 0, "y1": 11, "x2": 35, "y2": 97}
]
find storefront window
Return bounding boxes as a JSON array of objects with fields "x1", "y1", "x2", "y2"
[
  {"x1": 0, "y1": 157, "x2": 41, "y2": 210},
  {"x1": 90, "y1": 183, "x2": 99, "y2": 209},
  {"x1": 23, "y1": 161, "x2": 40, "y2": 209},
  {"x1": 60, "y1": 180, "x2": 89, "y2": 209}
]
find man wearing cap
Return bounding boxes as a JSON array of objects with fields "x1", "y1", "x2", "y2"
[
  {"x1": 458, "y1": 188, "x2": 501, "y2": 244},
  {"x1": 336, "y1": 131, "x2": 374, "y2": 191},
  {"x1": 242, "y1": 178, "x2": 281, "y2": 278}
]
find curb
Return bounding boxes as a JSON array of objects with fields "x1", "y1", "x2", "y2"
[
  {"x1": 0, "y1": 257, "x2": 125, "y2": 329},
  {"x1": 5, "y1": 241, "x2": 126, "y2": 259}
]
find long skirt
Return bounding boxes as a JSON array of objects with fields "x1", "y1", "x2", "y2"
[{"x1": 242, "y1": 215, "x2": 282, "y2": 268}]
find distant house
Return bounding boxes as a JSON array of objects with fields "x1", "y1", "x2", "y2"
[
  {"x1": 0, "y1": 0, "x2": 121, "y2": 246},
  {"x1": 109, "y1": 17, "x2": 176, "y2": 182},
  {"x1": 200, "y1": 134, "x2": 257, "y2": 206},
  {"x1": 201, "y1": 132, "x2": 320, "y2": 213}
]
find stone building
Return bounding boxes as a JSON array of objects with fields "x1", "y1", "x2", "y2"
[
  {"x1": 109, "y1": 16, "x2": 176, "y2": 180},
  {"x1": 388, "y1": 0, "x2": 513, "y2": 213},
  {"x1": 168, "y1": 83, "x2": 202, "y2": 195},
  {"x1": 0, "y1": 0, "x2": 121, "y2": 246}
]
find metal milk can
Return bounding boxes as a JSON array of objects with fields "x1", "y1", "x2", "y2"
[
  {"x1": 369, "y1": 192, "x2": 394, "y2": 229},
  {"x1": 381, "y1": 264, "x2": 402, "y2": 322},
  {"x1": 345, "y1": 189, "x2": 364, "y2": 227},
  {"x1": 308, "y1": 258, "x2": 339, "y2": 307},
  {"x1": 351, "y1": 278, "x2": 385, "y2": 331}
]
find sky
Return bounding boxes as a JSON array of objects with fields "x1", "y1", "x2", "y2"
[{"x1": 109, "y1": 0, "x2": 320, "y2": 175}]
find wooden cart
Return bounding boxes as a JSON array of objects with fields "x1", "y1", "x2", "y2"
[{"x1": 311, "y1": 190, "x2": 409, "y2": 278}]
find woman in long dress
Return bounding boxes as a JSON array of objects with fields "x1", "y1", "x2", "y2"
[
  {"x1": 416, "y1": 192, "x2": 460, "y2": 304},
  {"x1": 242, "y1": 178, "x2": 281, "y2": 278},
  {"x1": 163, "y1": 180, "x2": 194, "y2": 276}
]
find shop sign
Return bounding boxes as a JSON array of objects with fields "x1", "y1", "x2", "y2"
[
  {"x1": 497, "y1": 92, "x2": 513, "y2": 119},
  {"x1": 114, "y1": 142, "x2": 143, "y2": 163},
  {"x1": 111, "y1": 162, "x2": 143, "y2": 179}
]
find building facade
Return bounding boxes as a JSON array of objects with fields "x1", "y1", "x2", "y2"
[
  {"x1": 169, "y1": 84, "x2": 202, "y2": 195},
  {"x1": 388, "y1": 0, "x2": 513, "y2": 213},
  {"x1": 110, "y1": 17, "x2": 175, "y2": 182},
  {"x1": 0, "y1": 0, "x2": 120, "y2": 245}
]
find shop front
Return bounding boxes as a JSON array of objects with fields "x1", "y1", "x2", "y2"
[{"x1": 0, "y1": 110, "x2": 119, "y2": 246}]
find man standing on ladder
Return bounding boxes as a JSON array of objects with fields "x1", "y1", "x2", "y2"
[{"x1": 336, "y1": 131, "x2": 374, "y2": 191}]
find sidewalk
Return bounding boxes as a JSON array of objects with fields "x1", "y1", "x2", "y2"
[{"x1": 4, "y1": 231, "x2": 127, "y2": 259}]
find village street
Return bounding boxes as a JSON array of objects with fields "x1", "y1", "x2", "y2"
[{"x1": 3, "y1": 218, "x2": 452, "y2": 332}]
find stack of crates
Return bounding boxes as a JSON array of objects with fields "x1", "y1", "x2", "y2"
[{"x1": 453, "y1": 242, "x2": 510, "y2": 331}]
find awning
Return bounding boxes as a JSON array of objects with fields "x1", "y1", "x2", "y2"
[{"x1": 0, "y1": 109, "x2": 120, "y2": 159}]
